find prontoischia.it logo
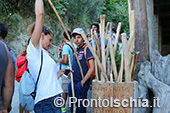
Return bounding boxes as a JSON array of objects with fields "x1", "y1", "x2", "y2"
[{"x1": 54, "y1": 97, "x2": 160, "y2": 108}]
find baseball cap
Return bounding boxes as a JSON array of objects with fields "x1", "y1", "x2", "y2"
[{"x1": 71, "y1": 28, "x2": 84, "y2": 36}]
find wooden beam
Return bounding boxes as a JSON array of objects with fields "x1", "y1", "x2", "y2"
[
  {"x1": 68, "y1": 55, "x2": 77, "y2": 113},
  {"x1": 131, "y1": 0, "x2": 149, "y2": 61},
  {"x1": 100, "y1": 15, "x2": 106, "y2": 81},
  {"x1": 131, "y1": 52, "x2": 140, "y2": 81},
  {"x1": 122, "y1": 33, "x2": 131, "y2": 82}
]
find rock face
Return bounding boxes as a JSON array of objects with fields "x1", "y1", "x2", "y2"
[
  {"x1": 137, "y1": 50, "x2": 170, "y2": 113},
  {"x1": 8, "y1": 33, "x2": 60, "y2": 62}
]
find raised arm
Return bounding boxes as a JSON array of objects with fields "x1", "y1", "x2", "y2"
[
  {"x1": 1, "y1": 46, "x2": 14, "y2": 111},
  {"x1": 31, "y1": 0, "x2": 44, "y2": 49}
]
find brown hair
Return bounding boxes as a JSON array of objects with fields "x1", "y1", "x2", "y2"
[
  {"x1": 20, "y1": 42, "x2": 28, "y2": 56},
  {"x1": 27, "y1": 22, "x2": 52, "y2": 36},
  {"x1": 27, "y1": 22, "x2": 35, "y2": 36},
  {"x1": 20, "y1": 38, "x2": 30, "y2": 56}
]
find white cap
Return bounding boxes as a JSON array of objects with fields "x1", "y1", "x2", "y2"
[{"x1": 71, "y1": 28, "x2": 84, "y2": 36}]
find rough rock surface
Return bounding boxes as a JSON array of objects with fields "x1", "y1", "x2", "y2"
[{"x1": 137, "y1": 50, "x2": 170, "y2": 113}]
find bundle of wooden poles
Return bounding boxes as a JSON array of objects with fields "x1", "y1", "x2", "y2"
[
  {"x1": 48, "y1": 0, "x2": 139, "y2": 83},
  {"x1": 81, "y1": 12, "x2": 139, "y2": 82}
]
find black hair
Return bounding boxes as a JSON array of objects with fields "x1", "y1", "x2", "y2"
[
  {"x1": 87, "y1": 34, "x2": 91, "y2": 37},
  {"x1": 112, "y1": 25, "x2": 117, "y2": 33},
  {"x1": 27, "y1": 38, "x2": 31, "y2": 44},
  {"x1": 42, "y1": 26, "x2": 52, "y2": 35},
  {"x1": 91, "y1": 23, "x2": 99, "y2": 33},
  {"x1": 0, "y1": 22, "x2": 8, "y2": 39},
  {"x1": 72, "y1": 33, "x2": 81, "y2": 38},
  {"x1": 63, "y1": 30, "x2": 71, "y2": 40}
]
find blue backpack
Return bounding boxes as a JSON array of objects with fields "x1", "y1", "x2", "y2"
[
  {"x1": 19, "y1": 50, "x2": 43, "y2": 111},
  {"x1": 19, "y1": 70, "x2": 35, "y2": 111}
]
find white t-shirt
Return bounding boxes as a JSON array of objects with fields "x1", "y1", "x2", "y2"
[
  {"x1": 27, "y1": 41, "x2": 63, "y2": 104},
  {"x1": 112, "y1": 33, "x2": 116, "y2": 45}
]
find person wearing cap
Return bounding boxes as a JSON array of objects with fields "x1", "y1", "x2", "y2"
[{"x1": 68, "y1": 28, "x2": 95, "y2": 113}]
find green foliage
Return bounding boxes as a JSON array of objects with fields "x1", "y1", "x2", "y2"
[
  {"x1": 0, "y1": 0, "x2": 129, "y2": 53},
  {"x1": 102, "y1": 0, "x2": 129, "y2": 34},
  {"x1": 64, "y1": 0, "x2": 104, "y2": 31},
  {"x1": 115, "y1": 44, "x2": 121, "y2": 70},
  {"x1": 0, "y1": 0, "x2": 23, "y2": 43},
  {"x1": 0, "y1": 0, "x2": 68, "y2": 45}
]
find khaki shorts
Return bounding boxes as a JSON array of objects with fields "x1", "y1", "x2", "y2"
[{"x1": 61, "y1": 75, "x2": 69, "y2": 93}]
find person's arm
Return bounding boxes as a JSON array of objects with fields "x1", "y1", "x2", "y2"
[
  {"x1": 13, "y1": 68, "x2": 16, "y2": 77},
  {"x1": 81, "y1": 59, "x2": 95, "y2": 87},
  {"x1": 1, "y1": 47, "x2": 14, "y2": 111},
  {"x1": 31, "y1": 0, "x2": 44, "y2": 49},
  {"x1": 58, "y1": 54, "x2": 69, "y2": 64},
  {"x1": 57, "y1": 68, "x2": 73, "y2": 79}
]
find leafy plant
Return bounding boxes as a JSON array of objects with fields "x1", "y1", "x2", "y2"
[{"x1": 102, "y1": 0, "x2": 129, "y2": 34}]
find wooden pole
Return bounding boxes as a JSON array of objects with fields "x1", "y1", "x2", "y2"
[
  {"x1": 68, "y1": 55, "x2": 76, "y2": 113},
  {"x1": 128, "y1": 11, "x2": 135, "y2": 78},
  {"x1": 129, "y1": 55, "x2": 135, "y2": 75},
  {"x1": 131, "y1": 0, "x2": 149, "y2": 61},
  {"x1": 106, "y1": 22, "x2": 110, "y2": 61},
  {"x1": 128, "y1": 10, "x2": 135, "y2": 61},
  {"x1": 94, "y1": 31, "x2": 101, "y2": 80},
  {"x1": 48, "y1": 0, "x2": 85, "y2": 81},
  {"x1": 94, "y1": 31, "x2": 101, "y2": 62},
  {"x1": 114, "y1": 22, "x2": 122, "y2": 56},
  {"x1": 105, "y1": 22, "x2": 110, "y2": 40},
  {"x1": 107, "y1": 57, "x2": 111, "y2": 79},
  {"x1": 131, "y1": 52, "x2": 140, "y2": 81},
  {"x1": 118, "y1": 53, "x2": 124, "y2": 82},
  {"x1": 128, "y1": 0, "x2": 132, "y2": 32},
  {"x1": 91, "y1": 33, "x2": 99, "y2": 80},
  {"x1": 121, "y1": 33, "x2": 131, "y2": 82},
  {"x1": 100, "y1": 15, "x2": 106, "y2": 81},
  {"x1": 91, "y1": 29, "x2": 93, "y2": 42},
  {"x1": 107, "y1": 34, "x2": 118, "y2": 81},
  {"x1": 81, "y1": 32, "x2": 108, "y2": 81},
  {"x1": 106, "y1": 44, "x2": 110, "y2": 61}
]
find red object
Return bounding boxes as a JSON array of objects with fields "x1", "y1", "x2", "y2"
[
  {"x1": 16, "y1": 56, "x2": 28, "y2": 82},
  {"x1": 59, "y1": 44, "x2": 64, "y2": 58}
]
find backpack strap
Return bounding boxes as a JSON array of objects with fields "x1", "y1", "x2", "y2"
[
  {"x1": 18, "y1": 59, "x2": 27, "y2": 68},
  {"x1": 6, "y1": 45, "x2": 11, "y2": 51},
  {"x1": 65, "y1": 43, "x2": 74, "y2": 53},
  {"x1": 84, "y1": 45, "x2": 96, "y2": 79},
  {"x1": 84, "y1": 45, "x2": 90, "y2": 68},
  {"x1": 34, "y1": 50, "x2": 43, "y2": 91},
  {"x1": 31, "y1": 50, "x2": 43, "y2": 99},
  {"x1": 16, "y1": 68, "x2": 29, "y2": 79}
]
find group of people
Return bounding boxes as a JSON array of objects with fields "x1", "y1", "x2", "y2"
[{"x1": 0, "y1": 0, "x2": 119, "y2": 113}]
